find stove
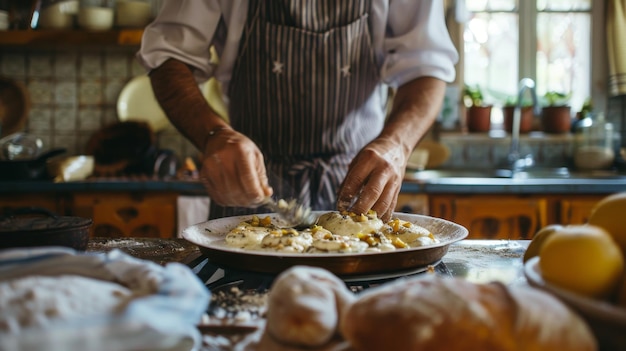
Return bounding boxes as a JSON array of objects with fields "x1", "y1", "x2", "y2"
[{"x1": 187, "y1": 255, "x2": 454, "y2": 324}]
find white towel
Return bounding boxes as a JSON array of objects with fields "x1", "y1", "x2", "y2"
[
  {"x1": 608, "y1": 0, "x2": 626, "y2": 96},
  {"x1": 0, "y1": 247, "x2": 210, "y2": 351}
]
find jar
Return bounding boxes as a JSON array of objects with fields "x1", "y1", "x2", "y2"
[
  {"x1": 115, "y1": 0, "x2": 151, "y2": 28},
  {"x1": 574, "y1": 112, "x2": 616, "y2": 170},
  {"x1": 78, "y1": 0, "x2": 115, "y2": 31},
  {"x1": 37, "y1": 0, "x2": 79, "y2": 29}
]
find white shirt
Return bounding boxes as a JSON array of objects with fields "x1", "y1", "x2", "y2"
[{"x1": 138, "y1": 0, "x2": 458, "y2": 93}]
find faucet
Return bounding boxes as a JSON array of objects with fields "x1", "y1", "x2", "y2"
[{"x1": 507, "y1": 78, "x2": 541, "y2": 171}]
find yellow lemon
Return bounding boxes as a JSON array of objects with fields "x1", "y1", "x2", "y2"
[
  {"x1": 588, "y1": 192, "x2": 626, "y2": 256},
  {"x1": 523, "y1": 224, "x2": 563, "y2": 263},
  {"x1": 539, "y1": 224, "x2": 624, "y2": 299}
]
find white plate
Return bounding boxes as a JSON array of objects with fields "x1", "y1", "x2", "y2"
[
  {"x1": 524, "y1": 257, "x2": 626, "y2": 348},
  {"x1": 182, "y1": 211, "x2": 468, "y2": 277},
  {"x1": 117, "y1": 75, "x2": 227, "y2": 132}
]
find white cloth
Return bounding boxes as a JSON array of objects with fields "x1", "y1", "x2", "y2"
[
  {"x1": 137, "y1": 0, "x2": 459, "y2": 93},
  {"x1": 0, "y1": 247, "x2": 210, "y2": 351},
  {"x1": 177, "y1": 195, "x2": 211, "y2": 237}
]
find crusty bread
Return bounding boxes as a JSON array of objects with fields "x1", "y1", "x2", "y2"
[
  {"x1": 340, "y1": 276, "x2": 597, "y2": 351},
  {"x1": 265, "y1": 266, "x2": 356, "y2": 347}
]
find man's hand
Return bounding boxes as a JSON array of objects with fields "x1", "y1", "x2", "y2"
[
  {"x1": 337, "y1": 137, "x2": 406, "y2": 221},
  {"x1": 200, "y1": 128, "x2": 273, "y2": 207}
]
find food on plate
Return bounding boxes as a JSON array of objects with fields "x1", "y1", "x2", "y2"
[
  {"x1": 539, "y1": 224, "x2": 624, "y2": 299},
  {"x1": 264, "y1": 266, "x2": 355, "y2": 347},
  {"x1": 0, "y1": 275, "x2": 133, "y2": 333},
  {"x1": 340, "y1": 275, "x2": 597, "y2": 351},
  {"x1": 223, "y1": 211, "x2": 438, "y2": 253},
  {"x1": 588, "y1": 191, "x2": 626, "y2": 255},
  {"x1": 523, "y1": 224, "x2": 563, "y2": 263}
]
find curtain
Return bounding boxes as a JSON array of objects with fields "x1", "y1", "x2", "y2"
[{"x1": 608, "y1": 0, "x2": 626, "y2": 96}]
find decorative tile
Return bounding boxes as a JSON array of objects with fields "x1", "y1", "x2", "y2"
[
  {"x1": 130, "y1": 58, "x2": 147, "y2": 76},
  {"x1": 79, "y1": 80, "x2": 102, "y2": 105},
  {"x1": 1, "y1": 53, "x2": 26, "y2": 77},
  {"x1": 27, "y1": 107, "x2": 53, "y2": 131},
  {"x1": 104, "y1": 52, "x2": 129, "y2": 78},
  {"x1": 79, "y1": 53, "x2": 102, "y2": 78},
  {"x1": 54, "y1": 52, "x2": 78, "y2": 78},
  {"x1": 102, "y1": 106, "x2": 118, "y2": 126},
  {"x1": 27, "y1": 79, "x2": 54, "y2": 104},
  {"x1": 104, "y1": 78, "x2": 125, "y2": 104},
  {"x1": 53, "y1": 133, "x2": 78, "y2": 155},
  {"x1": 54, "y1": 81, "x2": 78, "y2": 105},
  {"x1": 77, "y1": 107, "x2": 103, "y2": 131},
  {"x1": 28, "y1": 54, "x2": 53, "y2": 78},
  {"x1": 53, "y1": 106, "x2": 77, "y2": 131}
]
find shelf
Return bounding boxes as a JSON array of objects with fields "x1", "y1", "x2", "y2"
[{"x1": 0, "y1": 29, "x2": 144, "y2": 46}]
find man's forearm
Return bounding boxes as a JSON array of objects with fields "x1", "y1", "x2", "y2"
[
  {"x1": 149, "y1": 58, "x2": 230, "y2": 150},
  {"x1": 381, "y1": 76, "x2": 446, "y2": 154}
]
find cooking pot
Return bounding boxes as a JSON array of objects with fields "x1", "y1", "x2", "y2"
[
  {"x1": 0, "y1": 147, "x2": 66, "y2": 180},
  {"x1": 0, "y1": 207, "x2": 92, "y2": 251}
]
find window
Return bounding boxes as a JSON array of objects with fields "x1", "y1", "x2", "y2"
[{"x1": 463, "y1": 0, "x2": 602, "y2": 123}]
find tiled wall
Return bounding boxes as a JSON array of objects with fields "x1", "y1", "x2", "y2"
[{"x1": 0, "y1": 47, "x2": 196, "y2": 158}]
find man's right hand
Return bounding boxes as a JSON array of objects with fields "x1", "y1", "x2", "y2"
[{"x1": 199, "y1": 127, "x2": 273, "y2": 208}]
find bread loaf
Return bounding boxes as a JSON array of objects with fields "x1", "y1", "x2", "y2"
[
  {"x1": 340, "y1": 275, "x2": 597, "y2": 351},
  {"x1": 265, "y1": 266, "x2": 356, "y2": 347}
]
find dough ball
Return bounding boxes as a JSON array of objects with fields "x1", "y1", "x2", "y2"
[
  {"x1": 316, "y1": 211, "x2": 384, "y2": 237},
  {"x1": 265, "y1": 266, "x2": 355, "y2": 347}
]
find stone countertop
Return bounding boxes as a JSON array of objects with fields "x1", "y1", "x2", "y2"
[{"x1": 0, "y1": 174, "x2": 625, "y2": 195}]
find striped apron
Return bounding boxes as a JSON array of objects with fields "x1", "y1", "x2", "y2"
[{"x1": 210, "y1": 0, "x2": 385, "y2": 219}]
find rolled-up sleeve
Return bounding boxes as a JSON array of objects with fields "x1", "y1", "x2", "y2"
[
  {"x1": 380, "y1": 0, "x2": 459, "y2": 88},
  {"x1": 137, "y1": 0, "x2": 222, "y2": 82}
]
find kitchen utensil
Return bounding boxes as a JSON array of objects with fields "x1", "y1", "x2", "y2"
[
  {"x1": 0, "y1": 76, "x2": 30, "y2": 138},
  {"x1": 525, "y1": 257, "x2": 626, "y2": 350},
  {"x1": 262, "y1": 196, "x2": 315, "y2": 229},
  {"x1": 181, "y1": 212, "x2": 468, "y2": 277},
  {"x1": 0, "y1": 207, "x2": 92, "y2": 250},
  {"x1": 0, "y1": 147, "x2": 66, "y2": 181},
  {"x1": 0, "y1": 132, "x2": 43, "y2": 160}
]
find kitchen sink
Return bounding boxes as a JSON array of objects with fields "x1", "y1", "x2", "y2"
[{"x1": 406, "y1": 167, "x2": 626, "y2": 182}]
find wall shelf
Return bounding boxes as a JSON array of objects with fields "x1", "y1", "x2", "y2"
[{"x1": 0, "y1": 29, "x2": 143, "y2": 46}]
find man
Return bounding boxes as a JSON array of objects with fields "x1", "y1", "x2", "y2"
[{"x1": 138, "y1": 1, "x2": 458, "y2": 221}]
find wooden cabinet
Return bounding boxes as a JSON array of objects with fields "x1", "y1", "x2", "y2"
[
  {"x1": 557, "y1": 196, "x2": 604, "y2": 225},
  {"x1": 71, "y1": 192, "x2": 178, "y2": 238},
  {"x1": 0, "y1": 29, "x2": 143, "y2": 46},
  {"x1": 429, "y1": 195, "x2": 547, "y2": 240},
  {"x1": 0, "y1": 193, "x2": 66, "y2": 216},
  {"x1": 397, "y1": 193, "x2": 608, "y2": 240}
]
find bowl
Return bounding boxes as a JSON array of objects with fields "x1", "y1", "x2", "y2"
[
  {"x1": 78, "y1": 6, "x2": 114, "y2": 31},
  {"x1": 524, "y1": 257, "x2": 626, "y2": 350},
  {"x1": 39, "y1": 0, "x2": 79, "y2": 29},
  {"x1": 115, "y1": 0, "x2": 152, "y2": 28}
]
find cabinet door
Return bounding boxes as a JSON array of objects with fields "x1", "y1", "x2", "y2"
[
  {"x1": 430, "y1": 195, "x2": 547, "y2": 240},
  {"x1": 0, "y1": 194, "x2": 64, "y2": 216},
  {"x1": 395, "y1": 194, "x2": 429, "y2": 215},
  {"x1": 559, "y1": 197, "x2": 603, "y2": 225},
  {"x1": 71, "y1": 192, "x2": 178, "y2": 238}
]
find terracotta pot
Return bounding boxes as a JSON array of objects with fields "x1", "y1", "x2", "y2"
[
  {"x1": 541, "y1": 106, "x2": 572, "y2": 134},
  {"x1": 467, "y1": 106, "x2": 492, "y2": 133},
  {"x1": 503, "y1": 106, "x2": 534, "y2": 134}
]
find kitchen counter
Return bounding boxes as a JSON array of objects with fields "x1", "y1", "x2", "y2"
[{"x1": 1, "y1": 172, "x2": 625, "y2": 195}]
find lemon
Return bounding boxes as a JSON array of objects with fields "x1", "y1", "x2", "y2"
[
  {"x1": 523, "y1": 224, "x2": 563, "y2": 263},
  {"x1": 588, "y1": 192, "x2": 626, "y2": 256},
  {"x1": 539, "y1": 224, "x2": 624, "y2": 299}
]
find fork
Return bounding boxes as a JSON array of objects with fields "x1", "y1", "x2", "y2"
[{"x1": 263, "y1": 197, "x2": 316, "y2": 229}]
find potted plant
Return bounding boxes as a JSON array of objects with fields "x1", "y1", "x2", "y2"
[
  {"x1": 541, "y1": 91, "x2": 572, "y2": 134},
  {"x1": 464, "y1": 84, "x2": 492, "y2": 133},
  {"x1": 502, "y1": 96, "x2": 535, "y2": 134}
]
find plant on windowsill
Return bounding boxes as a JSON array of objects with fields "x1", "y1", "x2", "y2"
[
  {"x1": 502, "y1": 96, "x2": 535, "y2": 134},
  {"x1": 541, "y1": 91, "x2": 572, "y2": 134},
  {"x1": 464, "y1": 84, "x2": 492, "y2": 133}
]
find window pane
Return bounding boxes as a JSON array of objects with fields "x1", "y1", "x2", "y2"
[
  {"x1": 464, "y1": 13, "x2": 519, "y2": 104},
  {"x1": 537, "y1": 0, "x2": 591, "y2": 11},
  {"x1": 536, "y1": 12, "x2": 590, "y2": 111},
  {"x1": 466, "y1": 0, "x2": 517, "y2": 12}
]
